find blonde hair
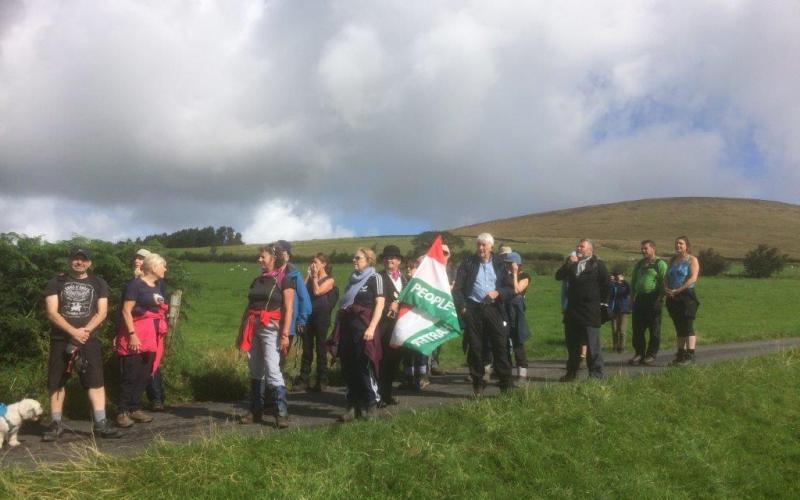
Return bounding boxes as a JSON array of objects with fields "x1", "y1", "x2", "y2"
[
  {"x1": 142, "y1": 253, "x2": 166, "y2": 274},
  {"x1": 356, "y1": 248, "x2": 377, "y2": 267}
]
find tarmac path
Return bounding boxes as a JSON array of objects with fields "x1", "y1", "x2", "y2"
[{"x1": 2, "y1": 337, "x2": 798, "y2": 469}]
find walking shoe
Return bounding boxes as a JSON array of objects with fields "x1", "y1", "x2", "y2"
[
  {"x1": 641, "y1": 355, "x2": 656, "y2": 366},
  {"x1": 559, "y1": 372, "x2": 577, "y2": 383},
  {"x1": 129, "y1": 410, "x2": 153, "y2": 423},
  {"x1": 628, "y1": 355, "x2": 642, "y2": 366},
  {"x1": 364, "y1": 405, "x2": 379, "y2": 421},
  {"x1": 41, "y1": 420, "x2": 63, "y2": 442},
  {"x1": 676, "y1": 351, "x2": 696, "y2": 367},
  {"x1": 517, "y1": 367, "x2": 528, "y2": 380},
  {"x1": 418, "y1": 376, "x2": 431, "y2": 390},
  {"x1": 338, "y1": 407, "x2": 357, "y2": 423},
  {"x1": 151, "y1": 403, "x2": 165, "y2": 412},
  {"x1": 93, "y1": 419, "x2": 122, "y2": 439},
  {"x1": 239, "y1": 411, "x2": 263, "y2": 424},
  {"x1": 275, "y1": 415, "x2": 290, "y2": 429},
  {"x1": 115, "y1": 412, "x2": 134, "y2": 428}
]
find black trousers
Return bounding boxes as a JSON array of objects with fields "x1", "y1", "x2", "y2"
[
  {"x1": 119, "y1": 352, "x2": 155, "y2": 412},
  {"x1": 564, "y1": 317, "x2": 603, "y2": 378},
  {"x1": 379, "y1": 320, "x2": 404, "y2": 401},
  {"x1": 464, "y1": 302, "x2": 512, "y2": 388},
  {"x1": 146, "y1": 368, "x2": 165, "y2": 405},
  {"x1": 632, "y1": 292, "x2": 662, "y2": 358},
  {"x1": 340, "y1": 324, "x2": 379, "y2": 409},
  {"x1": 299, "y1": 311, "x2": 330, "y2": 382}
]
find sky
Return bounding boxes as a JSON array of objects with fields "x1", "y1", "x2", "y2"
[{"x1": 0, "y1": 0, "x2": 798, "y2": 243}]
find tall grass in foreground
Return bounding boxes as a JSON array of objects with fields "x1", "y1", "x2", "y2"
[{"x1": 3, "y1": 350, "x2": 798, "y2": 499}]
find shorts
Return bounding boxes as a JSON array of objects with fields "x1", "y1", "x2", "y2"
[
  {"x1": 666, "y1": 289, "x2": 700, "y2": 337},
  {"x1": 47, "y1": 336, "x2": 105, "y2": 392}
]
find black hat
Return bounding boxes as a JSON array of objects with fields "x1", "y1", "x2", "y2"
[
  {"x1": 69, "y1": 247, "x2": 92, "y2": 259},
  {"x1": 380, "y1": 245, "x2": 403, "y2": 259},
  {"x1": 275, "y1": 240, "x2": 292, "y2": 255}
]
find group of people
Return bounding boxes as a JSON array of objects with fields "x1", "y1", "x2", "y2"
[
  {"x1": 41, "y1": 247, "x2": 171, "y2": 441},
  {"x1": 38, "y1": 232, "x2": 700, "y2": 438}
]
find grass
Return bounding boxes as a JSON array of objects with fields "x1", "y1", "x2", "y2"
[{"x1": 3, "y1": 349, "x2": 798, "y2": 499}]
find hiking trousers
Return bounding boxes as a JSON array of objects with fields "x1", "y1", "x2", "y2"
[
  {"x1": 632, "y1": 292, "x2": 662, "y2": 358},
  {"x1": 564, "y1": 317, "x2": 603, "y2": 378}
]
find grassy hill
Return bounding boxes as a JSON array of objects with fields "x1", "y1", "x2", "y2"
[
  {"x1": 176, "y1": 197, "x2": 800, "y2": 260},
  {"x1": 452, "y1": 197, "x2": 800, "y2": 259}
]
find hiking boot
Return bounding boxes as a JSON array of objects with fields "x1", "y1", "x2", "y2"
[
  {"x1": 364, "y1": 405, "x2": 379, "y2": 421},
  {"x1": 129, "y1": 410, "x2": 153, "y2": 423},
  {"x1": 676, "y1": 351, "x2": 696, "y2": 367},
  {"x1": 579, "y1": 356, "x2": 587, "y2": 370},
  {"x1": 559, "y1": 372, "x2": 577, "y2": 383},
  {"x1": 116, "y1": 412, "x2": 134, "y2": 428},
  {"x1": 239, "y1": 411, "x2": 263, "y2": 424},
  {"x1": 338, "y1": 407, "x2": 357, "y2": 423},
  {"x1": 41, "y1": 420, "x2": 63, "y2": 442},
  {"x1": 94, "y1": 419, "x2": 122, "y2": 439},
  {"x1": 472, "y1": 384, "x2": 485, "y2": 397},
  {"x1": 669, "y1": 349, "x2": 686, "y2": 366},
  {"x1": 641, "y1": 355, "x2": 656, "y2": 366},
  {"x1": 628, "y1": 355, "x2": 642, "y2": 366},
  {"x1": 275, "y1": 415, "x2": 290, "y2": 429}
]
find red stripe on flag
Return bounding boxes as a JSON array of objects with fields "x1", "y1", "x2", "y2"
[{"x1": 427, "y1": 235, "x2": 446, "y2": 265}]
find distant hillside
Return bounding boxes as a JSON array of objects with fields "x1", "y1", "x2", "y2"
[{"x1": 452, "y1": 197, "x2": 800, "y2": 259}]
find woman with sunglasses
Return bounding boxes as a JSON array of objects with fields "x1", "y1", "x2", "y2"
[{"x1": 330, "y1": 248, "x2": 385, "y2": 421}]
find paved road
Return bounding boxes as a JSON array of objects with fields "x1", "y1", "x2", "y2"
[{"x1": 3, "y1": 337, "x2": 798, "y2": 469}]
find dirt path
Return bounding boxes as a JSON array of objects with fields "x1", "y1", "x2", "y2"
[{"x1": 3, "y1": 337, "x2": 798, "y2": 469}]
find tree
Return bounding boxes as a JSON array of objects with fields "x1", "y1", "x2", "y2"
[
  {"x1": 743, "y1": 244, "x2": 789, "y2": 278},
  {"x1": 697, "y1": 248, "x2": 730, "y2": 276}
]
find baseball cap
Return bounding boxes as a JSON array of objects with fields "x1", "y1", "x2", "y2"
[
  {"x1": 135, "y1": 248, "x2": 152, "y2": 258},
  {"x1": 503, "y1": 251, "x2": 522, "y2": 265},
  {"x1": 69, "y1": 248, "x2": 92, "y2": 259},
  {"x1": 499, "y1": 246, "x2": 512, "y2": 255}
]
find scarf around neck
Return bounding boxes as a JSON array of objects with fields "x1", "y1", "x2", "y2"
[
  {"x1": 341, "y1": 266, "x2": 376, "y2": 309},
  {"x1": 576, "y1": 255, "x2": 592, "y2": 276}
]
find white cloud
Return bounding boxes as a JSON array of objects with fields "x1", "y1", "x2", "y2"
[
  {"x1": 0, "y1": 0, "x2": 797, "y2": 241},
  {"x1": 242, "y1": 199, "x2": 354, "y2": 244}
]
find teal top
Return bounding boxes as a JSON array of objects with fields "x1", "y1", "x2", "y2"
[{"x1": 667, "y1": 258, "x2": 695, "y2": 290}]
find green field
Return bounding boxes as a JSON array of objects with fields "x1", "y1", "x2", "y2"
[
  {"x1": 4, "y1": 350, "x2": 798, "y2": 499},
  {"x1": 180, "y1": 261, "x2": 800, "y2": 359}
]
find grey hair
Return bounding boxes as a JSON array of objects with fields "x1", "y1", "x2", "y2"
[
  {"x1": 476, "y1": 233, "x2": 495, "y2": 246},
  {"x1": 142, "y1": 253, "x2": 166, "y2": 273},
  {"x1": 578, "y1": 238, "x2": 594, "y2": 251}
]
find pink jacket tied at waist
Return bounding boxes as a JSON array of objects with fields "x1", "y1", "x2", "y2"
[{"x1": 116, "y1": 304, "x2": 169, "y2": 375}]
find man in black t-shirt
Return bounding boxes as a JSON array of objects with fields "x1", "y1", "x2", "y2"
[{"x1": 41, "y1": 248, "x2": 120, "y2": 441}]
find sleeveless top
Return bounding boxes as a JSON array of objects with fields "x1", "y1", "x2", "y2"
[{"x1": 667, "y1": 258, "x2": 695, "y2": 290}]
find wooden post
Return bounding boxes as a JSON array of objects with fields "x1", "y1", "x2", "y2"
[{"x1": 168, "y1": 290, "x2": 182, "y2": 331}]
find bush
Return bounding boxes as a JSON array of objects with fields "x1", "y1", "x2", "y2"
[
  {"x1": 743, "y1": 244, "x2": 789, "y2": 278},
  {"x1": 698, "y1": 248, "x2": 731, "y2": 276}
]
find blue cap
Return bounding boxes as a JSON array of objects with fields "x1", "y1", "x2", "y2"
[{"x1": 504, "y1": 251, "x2": 522, "y2": 265}]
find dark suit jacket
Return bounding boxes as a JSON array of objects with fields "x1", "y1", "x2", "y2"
[
  {"x1": 555, "y1": 255, "x2": 610, "y2": 327},
  {"x1": 452, "y1": 253, "x2": 514, "y2": 313}
]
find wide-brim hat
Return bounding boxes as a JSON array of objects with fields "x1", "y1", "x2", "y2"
[{"x1": 380, "y1": 245, "x2": 403, "y2": 259}]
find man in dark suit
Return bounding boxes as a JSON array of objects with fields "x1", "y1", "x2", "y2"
[
  {"x1": 452, "y1": 233, "x2": 515, "y2": 395},
  {"x1": 377, "y1": 245, "x2": 408, "y2": 406},
  {"x1": 555, "y1": 239, "x2": 610, "y2": 381}
]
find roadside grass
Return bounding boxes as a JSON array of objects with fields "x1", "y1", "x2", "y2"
[{"x1": 3, "y1": 349, "x2": 798, "y2": 499}]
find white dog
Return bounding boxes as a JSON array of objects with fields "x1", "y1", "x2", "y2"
[{"x1": 0, "y1": 399, "x2": 44, "y2": 447}]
